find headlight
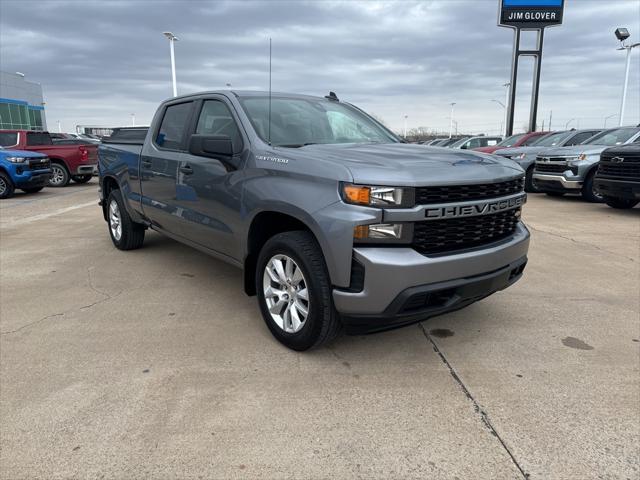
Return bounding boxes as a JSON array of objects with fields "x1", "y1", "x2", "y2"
[
  {"x1": 342, "y1": 184, "x2": 414, "y2": 208},
  {"x1": 353, "y1": 223, "x2": 413, "y2": 244},
  {"x1": 5, "y1": 156, "x2": 28, "y2": 163},
  {"x1": 578, "y1": 154, "x2": 587, "y2": 161},
  {"x1": 568, "y1": 154, "x2": 587, "y2": 166}
]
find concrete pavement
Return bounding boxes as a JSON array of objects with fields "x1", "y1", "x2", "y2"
[{"x1": 1, "y1": 183, "x2": 638, "y2": 479}]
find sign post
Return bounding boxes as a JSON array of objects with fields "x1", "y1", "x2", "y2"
[{"x1": 498, "y1": 0, "x2": 564, "y2": 135}]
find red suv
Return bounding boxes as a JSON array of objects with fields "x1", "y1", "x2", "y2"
[{"x1": 473, "y1": 131, "x2": 548, "y2": 154}]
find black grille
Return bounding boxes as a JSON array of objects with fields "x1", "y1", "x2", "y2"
[
  {"x1": 598, "y1": 155, "x2": 640, "y2": 180},
  {"x1": 415, "y1": 178, "x2": 523, "y2": 204},
  {"x1": 28, "y1": 159, "x2": 51, "y2": 171},
  {"x1": 536, "y1": 156, "x2": 569, "y2": 162},
  {"x1": 535, "y1": 163, "x2": 568, "y2": 174},
  {"x1": 412, "y1": 209, "x2": 520, "y2": 255}
]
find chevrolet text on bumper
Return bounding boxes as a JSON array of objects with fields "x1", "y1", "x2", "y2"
[{"x1": 98, "y1": 90, "x2": 530, "y2": 350}]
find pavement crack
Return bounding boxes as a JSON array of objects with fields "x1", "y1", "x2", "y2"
[
  {"x1": 527, "y1": 224, "x2": 636, "y2": 262},
  {"x1": 0, "y1": 313, "x2": 65, "y2": 336},
  {"x1": 419, "y1": 323, "x2": 530, "y2": 479}
]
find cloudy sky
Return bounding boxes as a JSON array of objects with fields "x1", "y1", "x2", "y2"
[{"x1": 1, "y1": 0, "x2": 638, "y2": 134}]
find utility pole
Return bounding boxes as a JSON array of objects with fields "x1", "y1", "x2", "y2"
[
  {"x1": 131, "y1": 113, "x2": 136, "y2": 127},
  {"x1": 403, "y1": 114, "x2": 408, "y2": 138}
]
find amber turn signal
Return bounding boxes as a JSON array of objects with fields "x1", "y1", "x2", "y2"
[{"x1": 343, "y1": 185, "x2": 371, "y2": 205}]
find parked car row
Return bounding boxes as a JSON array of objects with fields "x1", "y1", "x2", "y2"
[{"x1": 0, "y1": 130, "x2": 99, "y2": 198}]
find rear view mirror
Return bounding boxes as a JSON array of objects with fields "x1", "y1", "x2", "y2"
[{"x1": 188, "y1": 134, "x2": 233, "y2": 158}]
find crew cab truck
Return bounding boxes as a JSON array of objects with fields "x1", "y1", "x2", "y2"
[
  {"x1": 0, "y1": 130, "x2": 98, "y2": 187},
  {"x1": 0, "y1": 146, "x2": 51, "y2": 199},
  {"x1": 594, "y1": 144, "x2": 640, "y2": 209},
  {"x1": 98, "y1": 91, "x2": 530, "y2": 350},
  {"x1": 532, "y1": 127, "x2": 640, "y2": 202}
]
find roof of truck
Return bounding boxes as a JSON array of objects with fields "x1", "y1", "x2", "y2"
[{"x1": 169, "y1": 90, "x2": 332, "y2": 101}]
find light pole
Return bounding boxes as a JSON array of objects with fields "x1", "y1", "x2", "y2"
[
  {"x1": 565, "y1": 118, "x2": 575, "y2": 129},
  {"x1": 449, "y1": 102, "x2": 456, "y2": 138},
  {"x1": 502, "y1": 82, "x2": 510, "y2": 136},
  {"x1": 403, "y1": 114, "x2": 408, "y2": 138},
  {"x1": 614, "y1": 28, "x2": 640, "y2": 126},
  {"x1": 131, "y1": 113, "x2": 136, "y2": 127},
  {"x1": 57, "y1": 120, "x2": 61, "y2": 133},
  {"x1": 163, "y1": 31, "x2": 179, "y2": 97},
  {"x1": 604, "y1": 113, "x2": 617, "y2": 128}
]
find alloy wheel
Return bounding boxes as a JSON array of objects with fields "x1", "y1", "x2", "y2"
[
  {"x1": 50, "y1": 165, "x2": 65, "y2": 186},
  {"x1": 262, "y1": 254, "x2": 310, "y2": 333},
  {"x1": 109, "y1": 199, "x2": 122, "y2": 241}
]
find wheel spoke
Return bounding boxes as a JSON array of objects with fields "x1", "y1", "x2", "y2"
[
  {"x1": 290, "y1": 304, "x2": 302, "y2": 331},
  {"x1": 297, "y1": 288, "x2": 308, "y2": 301},
  {"x1": 265, "y1": 264, "x2": 280, "y2": 284},
  {"x1": 291, "y1": 265, "x2": 304, "y2": 285},
  {"x1": 273, "y1": 258, "x2": 288, "y2": 284},
  {"x1": 294, "y1": 300, "x2": 308, "y2": 318},
  {"x1": 269, "y1": 297, "x2": 287, "y2": 315}
]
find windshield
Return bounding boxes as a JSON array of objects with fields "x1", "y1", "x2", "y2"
[
  {"x1": 497, "y1": 133, "x2": 525, "y2": 147},
  {"x1": 531, "y1": 131, "x2": 571, "y2": 147},
  {"x1": 239, "y1": 96, "x2": 399, "y2": 147},
  {"x1": 584, "y1": 127, "x2": 639, "y2": 146},
  {"x1": 449, "y1": 137, "x2": 470, "y2": 148}
]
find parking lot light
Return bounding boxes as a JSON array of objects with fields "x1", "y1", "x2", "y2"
[
  {"x1": 615, "y1": 28, "x2": 640, "y2": 126},
  {"x1": 449, "y1": 103, "x2": 456, "y2": 138},
  {"x1": 163, "y1": 31, "x2": 179, "y2": 97}
]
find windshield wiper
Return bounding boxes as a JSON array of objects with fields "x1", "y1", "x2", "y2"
[{"x1": 277, "y1": 142, "x2": 319, "y2": 148}]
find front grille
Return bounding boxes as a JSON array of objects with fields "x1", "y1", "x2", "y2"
[
  {"x1": 415, "y1": 178, "x2": 523, "y2": 204},
  {"x1": 412, "y1": 208, "x2": 520, "y2": 255},
  {"x1": 598, "y1": 155, "x2": 640, "y2": 180},
  {"x1": 535, "y1": 163, "x2": 568, "y2": 174},
  {"x1": 28, "y1": 159, "x2": 51, "y2": 171},
  {"x1": 536, "y1": 156, "x2": 570, "y2": 163}
]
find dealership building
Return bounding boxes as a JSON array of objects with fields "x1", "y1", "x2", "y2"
[{"x1": 0, "y1": 71, "x2": 47, "y2": 131}]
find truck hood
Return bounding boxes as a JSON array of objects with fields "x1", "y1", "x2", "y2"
[
  {"x1": 538, "y1": 145, "x2": 609, "y2": 157},
  {"x1": 0, "y1": 148, "x2": 47, "y2": 158},
  {"x1": 282, "y1": 143, "x2": 523, "y2": 186},
  {"x1": 495, "y1": 146, "x2": 549, "y2": 156}
]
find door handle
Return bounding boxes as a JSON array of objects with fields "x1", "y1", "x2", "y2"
[{"x1": 180, "y1": 164, "x2": 194, "y2": 175}]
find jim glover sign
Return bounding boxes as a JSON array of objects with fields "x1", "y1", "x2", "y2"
[{"x1": 499, "y1": 0, "x2": 565, "y2": 28}]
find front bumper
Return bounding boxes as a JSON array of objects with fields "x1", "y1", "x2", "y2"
[
  {"x1": 594, "y1": 177, "x2": 640, "y2": 200},
  {"x1": 13, "y1": 171, "x2": 52, "y2": 188},
  {"x1": 333, "y1": 222, "x2": 530, "y2": 330},
  {"x1": 532, "y1": 173, "x2": 582, "y2": 190}
]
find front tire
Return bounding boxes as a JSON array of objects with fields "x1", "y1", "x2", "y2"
[
  {"x1": 256, "y1": 231, "x2": 341, "y2": 351},
  {"x1": 71, "y1": 174, "x2": 92, "y2": 184},
  {"x1": 48, "y1": 163, "x2": 70, "y2": 187},
  {"x1": 603, "y1": 196, "x2": 639, "y2": 209},
  {"x1": 581, "y1": 170, "x2": 603, "y2": 203},
  {"x1": 524, "y1": 166, "x2": 539, "y2": 193},
  {"x1": 107, "y1": 189, "x2": 145, "y2": 250},
  {"x1": 0, "y1": 172, "x2": 15, "y2": 199}
]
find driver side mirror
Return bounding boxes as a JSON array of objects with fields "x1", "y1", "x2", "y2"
[
  {"x1": 189, "y1": 134, "x2": 233, "y2": 158},
  {"x1": 188, "y1": 134, "x2": 240, "y2": 169}
]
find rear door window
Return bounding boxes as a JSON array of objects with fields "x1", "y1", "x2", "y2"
[
  {"x1": 26, "y1": 132, "x2": 53, "y2": 146},
  {"x1": 156, "y1": 102, "x2": 193, "y2": 150}
]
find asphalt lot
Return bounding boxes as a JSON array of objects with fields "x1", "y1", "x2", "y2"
[{"x1": 0, "y1": 182, "x2": 638, "y2": 479}]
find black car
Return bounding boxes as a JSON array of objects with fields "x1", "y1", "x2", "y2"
[{"x1": 594, "y1": 144, "x2": 640, "y2": 209}]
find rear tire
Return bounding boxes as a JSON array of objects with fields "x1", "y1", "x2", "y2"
[
  {"x1": 48, "y1": 162, "x2": 70, "y2": 187},
  {"x1": 71, "y1": 174, "x2": 92, "y2": 184},
  {"x1": 21, "y1": 187, "x2": 44, "y2": 194},
  {"x1": 581, "y1": 170, "x2": 604, "y2": 203},
  {"x1": 0, "y1": 172, "x2": 15, "y2": 199},
  {"x1": 603, "y1": 197, "x2": 639, "y2": 209},
  {"x1": 524, "y1": 166, "x2": 539, "y2": 193},
  {"x1": 107, "y1": 189, "x2": 145, "y2": 250},
  {"x1": 256, "y1": 231, "x2": 341, "y2": 351}
]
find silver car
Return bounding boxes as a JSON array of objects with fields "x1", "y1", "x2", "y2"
[
  {"x1": 495, "y1": 129, "x2": 602, "y2": 192},
  {"x1": 449, "y1": 135, "x2": 503, "y2": 150}
]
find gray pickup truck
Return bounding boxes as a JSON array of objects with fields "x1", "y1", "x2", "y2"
[
  {"x1": 533, "y1": 126, "x2": 640, "y2": 202},
  {"x1": 98, "y1": 91, "x2": 530, "y2": 350}
]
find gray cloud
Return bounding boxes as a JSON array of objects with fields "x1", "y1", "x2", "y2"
[{"x1": 1, "y1": 0, "x2": 638, "y2": 134}]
